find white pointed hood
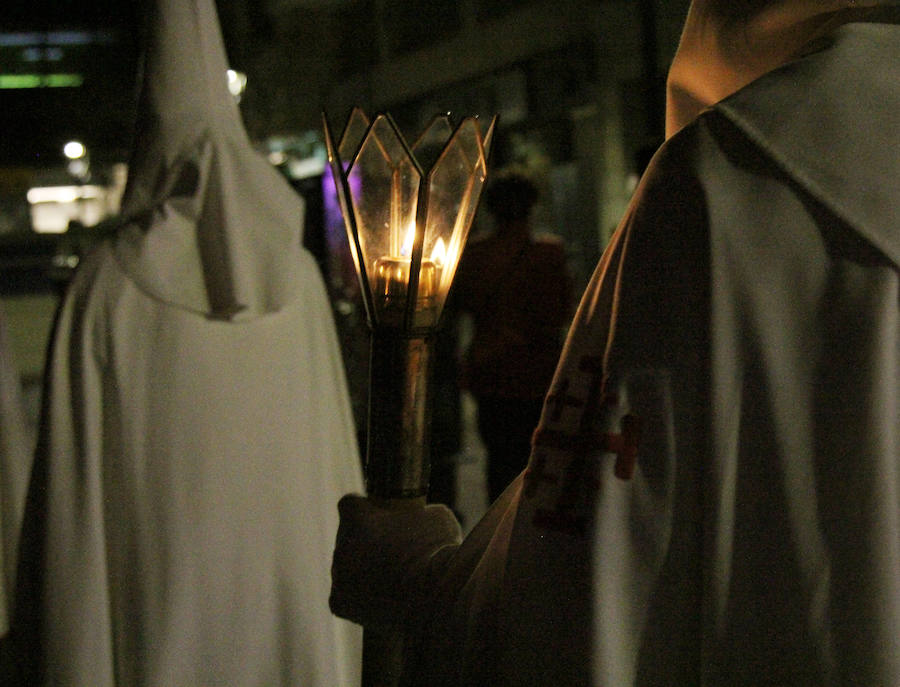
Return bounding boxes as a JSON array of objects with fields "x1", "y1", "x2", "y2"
[
  {"x1": 115, "y1": 0, "x2": 306, "y2": 319},
  {"x1": 665, "y1": 0, "x2": 887, "y2": 138}
]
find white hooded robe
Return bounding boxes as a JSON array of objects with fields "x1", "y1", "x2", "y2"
[
  {"x1": 12, "y1": 0, "x2": 363, "y2": 684},
  {"x1": 401, "y1": 6, "x2": 900, "y2": 686}
]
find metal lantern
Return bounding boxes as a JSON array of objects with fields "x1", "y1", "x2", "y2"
[{"x1": 323, "y1": 108, "x2": 496, "y2": 499}]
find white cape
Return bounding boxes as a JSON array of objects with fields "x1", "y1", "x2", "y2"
[
  {"x1": 13, "y1": 0, "x2": 363, "y2": 684},
  {"x1": 18, "y1": 245, "x2": 363, "y2": 685},
  {"x1": 405, "y1": 10, "x2": 900, "y2": 686}
]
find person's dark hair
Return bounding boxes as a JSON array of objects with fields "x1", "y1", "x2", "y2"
[{"x1": 484, "y1": 172, "x2": 539, "y2": 222}]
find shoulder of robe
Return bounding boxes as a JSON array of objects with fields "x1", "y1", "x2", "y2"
[{"x1": 713, "y1": 20, "x2": 900, "y2": 267}]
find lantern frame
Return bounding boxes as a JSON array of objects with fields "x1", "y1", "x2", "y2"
[{"x1": 323, "y1": 108, "x2": 496, "y2": 334}]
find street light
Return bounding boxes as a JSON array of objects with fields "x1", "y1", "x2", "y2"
[
  {"x1": 63, "y1": 140, "x2": 89, "y2": 179},
  {"x1": 63, "y1": 140, "x2": 86, "y2": 160}
]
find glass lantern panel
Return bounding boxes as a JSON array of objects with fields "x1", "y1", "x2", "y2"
[
  {"x1": 415, "y1": 117, "x2": 488, "y2": 327},
  {"x1": 324, "y1": 110, "x2": 370, "y2": 321},
  {"x1": 347, "y1": 115, "x2": 421, "y2": 326},
  {"x1": 338, "y1": 107, "x2": 371, "y2": 163},
  {"x1": 411, "y1": 115, "x2": 454, "y2": 172},
  {"x1": 482, "y1": 116, "x2": 496, "y2": 161}
]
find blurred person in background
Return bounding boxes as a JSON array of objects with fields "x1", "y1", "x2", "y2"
[{"x1": 453, "y1": 171, "x2": 573, "y2": 501}]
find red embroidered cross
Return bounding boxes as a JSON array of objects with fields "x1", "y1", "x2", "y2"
[
  {"x1": 608, "y1": 414, "x2": 641, "y2": 480},
  {"x1": 523, "y1": 451, "x2": 559, "y2": 498},
  {"x1": 545, "y1": 377, "x2": 584, "y2": 422},
  {"x1": 532, "y1": 415, "x2": 641, "y2": 480}
]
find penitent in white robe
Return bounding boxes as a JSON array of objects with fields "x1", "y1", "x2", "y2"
[
  {"x1": 403, "y1": 11, "x2": 900, "y2": 687},
  {"x1": 13, "y1": 0, "x2": 363, "y2": 684}
]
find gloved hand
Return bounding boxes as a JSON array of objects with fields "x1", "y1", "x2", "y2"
[{"x1": 330, "y1": 494, "x2": 462, "y2": 631}]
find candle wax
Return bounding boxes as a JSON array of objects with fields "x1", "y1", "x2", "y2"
[{"x1": 373, "y1": 256, "x2": 439, "y2": 324}]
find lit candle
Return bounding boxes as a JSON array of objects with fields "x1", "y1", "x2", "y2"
[
  {"x1": 373, "y1": 225, "x2": 444, "y2": 323},
  {"x1": 431, "y1": 237, "x2": 446, "y2": 269}
]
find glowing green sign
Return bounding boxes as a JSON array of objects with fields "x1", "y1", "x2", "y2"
[{"x1": 0, "y1": 73, "x2": 84, "y2": 89}]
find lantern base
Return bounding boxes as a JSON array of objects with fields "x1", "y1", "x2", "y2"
[{"x1": 365, "y1": 331, "x2": 436, "y2": 499}]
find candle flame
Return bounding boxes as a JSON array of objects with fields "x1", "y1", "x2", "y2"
[
  {"x1": 400, "y1": 222, "x2": 415, "y2": 257},
  {"x1": 431, "y1": 237, "x2": 447, "y2": 268}
]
